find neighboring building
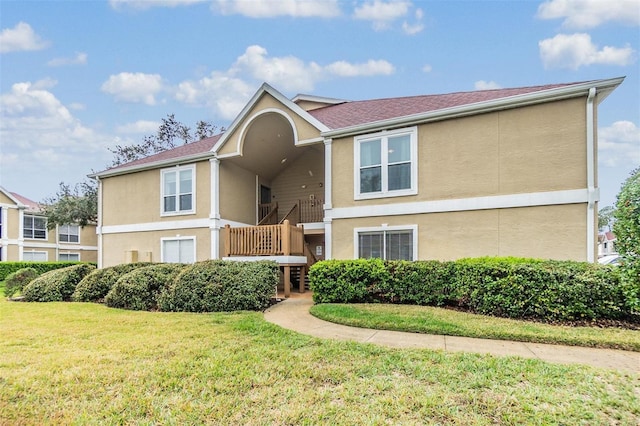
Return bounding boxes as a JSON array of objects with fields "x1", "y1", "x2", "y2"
[
  {"x1": 598, "y1": 231, "x2": 617, "y2": 257},
  {"x1": 0, "y1": 187, "x2": 98, "y2": 262},
  {"x1": 92, "y1": 77, "x2": 623, "y2": 281}
]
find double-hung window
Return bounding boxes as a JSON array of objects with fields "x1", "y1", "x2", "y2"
[
  {"x1": 161, "y1": 237, "x2": 195, "y2": 263},
  {"x1": 24, "y1": 215, "x2": 47, "y2": 240},
  {"x1": 161, "y1": 165, "x2": 195, "y2": 215},
  {"x1": 59, "y1": 253, "x2": 80, "y2": 261},
  {"x1": 355, "y1": 225, "x2": 417, "y2": 261},
  {"x1": 355, "y1": 127, "x2": 417, "y2": 199},
  {"x1": 59, "y1": 224, "x2": 79, "y2": 243},
  {"x1": 24, "y1": 251, "x2": 47, "y2": 261}
]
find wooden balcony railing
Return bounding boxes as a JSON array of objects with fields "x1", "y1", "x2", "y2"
[
  {"x1": 223, "y1": 220, "x2": 304, "y2": 257},
  {"x1": 299, "y1": 198, "x2": 323, "y2": 223},
  {"x1": 258, "y1": 202, "x2": 278, "y2": 225}
]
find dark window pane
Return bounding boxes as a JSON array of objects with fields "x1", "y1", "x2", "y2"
[
  {"x1": 180, "y1": 194, "x2": 192, "y2": 211},
  {"x1": 358, "y1": 232, "x2": 383, "y2": 259},
  {"x1": 164, "y1": 196, "x2": 176, "y2": 212},
  {"x1": 360, "y1": 167, "x2": 382, "y2": 193},
  {"x1": 388, "y1": 163, "x2": 411, "y2": 190},
  {"x1": 386, "y1": 231, "x2": 413, "y2": 260}
]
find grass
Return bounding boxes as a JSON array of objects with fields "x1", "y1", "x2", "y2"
[
  {"x1": 310, "y1": 303, "x2": 640, "y2": 352},
  {"x1": 1, "y1": 299, "x2": 639, "y2": 424}
]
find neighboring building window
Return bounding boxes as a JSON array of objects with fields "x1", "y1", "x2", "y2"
[
  {"x1": 162, "y1": 237, "x2": 195, "y2": 263},
  {"x1": 24, "y1": 215, "x2": 47, "y2": 240},
  {"x1": 355, "y1": 127, "x2": 417, "y2": 199},
  {"x1": 59, "y1": 253, "x2": 80, "y2": 261},
  {"x1": 23, "y1": 251, "x2": 47, "y2": 261},
  {"x1": 161, "y1": 165, "x2": 195, "y2": 215},
  {"x1": 355, "y1": 225, "x2": 417, "y2": 261},
  {"x1": 59, "y1": 224, "x2": 79, "y2": 243}
]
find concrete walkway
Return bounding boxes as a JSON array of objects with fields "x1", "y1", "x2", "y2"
[{"x1": 264, "y1": 293, "x2": 640, "y2": 374}]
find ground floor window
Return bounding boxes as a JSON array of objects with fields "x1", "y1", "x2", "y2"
[
  {"x1": 23, "y1": 251, "x2": 47, "y2": 261},
  {"x1": 59, "y1": 253, "x2": 80, "y2": 261},
  {"x1": 162, "y1": 237, "x2": 195, "y2": 263},
  {"x1": 355, "y1": 225, "x2": 417, "y2": 261}
]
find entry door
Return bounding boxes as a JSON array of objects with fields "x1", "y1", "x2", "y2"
[{"x1": 260, "y1": 185, "x2": 271, "y2": 204}]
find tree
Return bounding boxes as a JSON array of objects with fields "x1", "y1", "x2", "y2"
[
  {"x1": 40, "y1": 181, "x2": 98, "y2": 229},
  {"x1": 108, "y1": 114, "x2": 221, "y2": 167},
  {"x1": 598, "y1": 205, "x2": 615, "y2": 231},
  {"x1": 42, "y1": 115, "x2": 220, "y2": 226},
  {"x1": 613, "y1": 166, "x2": 640, "y2": 289}
]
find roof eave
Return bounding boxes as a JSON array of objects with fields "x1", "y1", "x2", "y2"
[
  {"x1": 321, "y1": 77, "x2": 625, "y2": 139},
  {"x1": 89, "y1": 151, "x2": 216, "y2": 179}
]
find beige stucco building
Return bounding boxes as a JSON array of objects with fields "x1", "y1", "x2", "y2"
[
  {"x1": 92, "y1": 77, "x2": 624, "y2": 277},
  {"x1": 0, "y1": 188, "x2": 98, "y2": 262}
]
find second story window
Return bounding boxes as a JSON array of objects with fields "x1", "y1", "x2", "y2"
[
  {"x1": 161, "y1": 165, "x2": 195, "y2": 215},
  {"x1": 59, "y1": 224, "x2": 79, "y2": 243},
  {"x1": 24, "y1": 215, "x2": 47, "y2": 240}
]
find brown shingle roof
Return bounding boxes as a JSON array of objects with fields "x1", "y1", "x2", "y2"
[{"x1": 308, "y1": 83, "x2": 579, "y2": 129}]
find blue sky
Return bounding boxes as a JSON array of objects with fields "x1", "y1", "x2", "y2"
[{"x1": 1, "y1": 0, "x2": 638, "y2": 208}]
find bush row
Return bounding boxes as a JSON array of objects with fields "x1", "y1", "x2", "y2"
[
  {"x1": 0, "y1": 262, "x2": 94, "y2": 281},
  {"x1": 4, "y1": 268, "x2": 39, "y2": 298},
  {"x1": 19, "y1": 260, "x2": 280, "y2": 313},
  {"x1": 309, "y1": 258, "x2": 639, "y2": 322}
]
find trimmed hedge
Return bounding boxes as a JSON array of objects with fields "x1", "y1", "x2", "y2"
[
  {"x1": 4, "y1": 268, "x2": 39, "y2": 298},
  {"x1": 309, "y1": 257, "x2": 638, "y2": 323},
  {"x1": 105, "y1": 263, "x2": 186, "y2": 311},
  {"x1": 0, "y1": 262, "x2": 94, "y2": 281},
  {"x1": 73, "y1": 262, "x2": 152, "y2": 302},
  {"x1": 158, "y1": 260, "x2": 279, "y2": 312},
  {"x1": 22, "y1": 264, "x2": 96, "y2": 302}
]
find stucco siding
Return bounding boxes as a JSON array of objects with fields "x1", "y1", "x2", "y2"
[
  {"x1": 102, "y1": 160, "x2": 210, "y2": 226},
  {"x1": 331, "y1": 203, "x2": 586, "y2": 262}
]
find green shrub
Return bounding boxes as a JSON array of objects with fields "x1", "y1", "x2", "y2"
[
  {"x1": 105, "y1": 263, "x2": 186, "y2": 311},
  {"x1": 0, "y1": 262, "x2": 93, "y2": 281},
  {"x1": 23, "y1": 264, "x2": 96, "y2": 302},
  {"x1": 309, "y1": 259, "x2": 390, "y2": 304},
  {"x1": 309, "y1": 257, "x2": 634, "y2": 322},
  {"x1": 4, "y1": 267, "x2": 39, "y2": 298},
  {"x1": 158, "y1": 260, "x2": 278, "y2": 312},
  {"x1": 73, "y1": 262, "x2": 152, "y2": 302}
]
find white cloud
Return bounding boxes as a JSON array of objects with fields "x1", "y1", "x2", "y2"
[
  {"x1": 537, "y1": 0, "x2": 640, "y2": 29},
  {"x1": 116, "y1": 120, "x2": 161, "y2": 134},
  {"x1": 402, "y1": 7, "x2": 424, "y2": 35},
  {"x1": 354, "y1": 0, "x2": 411, "y2": 31},
  {"x1": 109, "y1": 0, "x2": 206, "y2": 10},
  {"x1": 421, "y1": 64, "x2": 432, "y2": 73},
  {"x1": 475, "y1": 80, "x2": 502, "y2": 90},
  {"x1": 101, "y1": 72, "x2": 164, "y2": 105},
  {"x1": 214, "y1": 0, "x2": 341, "y2": 18},
  {"x1": 0, "y1": 22, "x2": 50, "y2": 53},
  {"x1": 598, "y1": 121, "x2": 640, "y2": 168},
  {"x1": 0, "y1": 81, "x2": 114, "y2": 196},
  {"x1": 174, "y1": 45, "x2": 395, "y2": 119},
  {"x1": 47, "y1": 52, "x2": 88, "y2": 67},
  {"x1": 539, "y1": 33, "x2": 635, "y2": 69}
]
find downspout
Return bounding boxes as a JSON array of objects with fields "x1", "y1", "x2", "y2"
[
  {"x1": 96, "y1": 177, "x2": 103, "y2": 268},
  {"x1": 586, "y1": 87, "x2": 597, "y2": 262}
]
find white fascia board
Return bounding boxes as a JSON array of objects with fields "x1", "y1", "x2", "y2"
[
  {"x1": 212, "y1": 82, "x2": 331, "y2": 154},
  {"x1": 0, "y1": 186, "x2": 26, "y2": 208},
  {"x1": 89, "y1": 151, "x2": 215, "y2": 179},
  {"x1": 291, "y1": 94, "x2": 347, "y2": 105},
  {"x1": 322, "y1": 77, "x2": 625, "y2": 139},
  {"x1": 329, "y1": 189, "x2": 591, "y2": 220}
]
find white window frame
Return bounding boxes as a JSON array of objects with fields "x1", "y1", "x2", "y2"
[
  {"x1": 59, "y1": 224, "x2": 80, "y2": 243},
  {"x1": 161, "y1": 164, "x2": 196, "y2": 216},
  {"x1": 354, "y1": 126, "x2": 418, "y2": 200},
  {"x1": 354, "y1": 225, "x2": 418, "y2": 261},
  {"x1": 161, "y1": 236, "x2": 196, "y2": 263},
  {"x1": 23, "y1": 250, "x2": 48, "y2": 261},
  {"x1": 59, "y1": 252, "x2": 80, "y2": 261},
  {"x1": 23, "y1": 214, "x2": 48, "y2": 240}
]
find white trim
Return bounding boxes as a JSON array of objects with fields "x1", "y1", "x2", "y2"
[
  {"x1": 58, "y1": 224, "x2": 80, "y2": 244},
  {"x1": 212, "y1": 82, "x2": 330, "y2": 154},
  {"x1": 230, "y1": 108, "x2": 300, "y2": 158},
  {"x1": 160, "y1": 164, "x2": 196, "y2": 217},
  {"x1": 97, "y1": 177, "x2": 103, "y2": 268},
  {"x1": 302, "y1": 222, "x2": 325, "y2": 231},
  {"x1": 324, "y1": 138, "x2": 333, "y2": 210},
  {"x1": 322, "y1": 77, "x2": 625, "y2": 139},
  {"x1": 101, "y1": 217, "x2": 254, "y2": 235},
  {"x1": 219, "y1": 218, "x2": 254, "y2": 228},
  {"x1": 354, "y1": 127, "x2": 418, "y2": 200},
  {"x1": 22, "y1": 214, "x2": 48, "y2": 241},
  {"x1": 222, "y1": 255, "x2": 307, "y2": 264},
  {"x1": 291, "y1": 94, "x2": 346, "y2": 105},
  {"x1": 586, "y1": 87, "x2": 597, "y2": 262},
  {"x1": 89, "y1": 151, "x2": 215, "y2": 179},
  {"x1": 324, "y1": 218, "x2": 332, "y2": 260},
  {"x1": 210, "y1": 158, "x2": 220, "y2": 259},
  {"x1": 58, "y1": 252, "x2": 81, "y2": 261},
  {"x1": 298, "y1": 136, "x2": 325, "y2": 145},
  {"x1": 330, "y1": 189, "x2": 590, "y2": 220},
  {"x1": 23, "y1": 242, "x2": 97, "y2": 250},
  {"x1": 161, "y1": 235, "x2": 196, "y2": 263},
  {"x1": 354, "y1": 224, "x2": 418, "y2": 261}
]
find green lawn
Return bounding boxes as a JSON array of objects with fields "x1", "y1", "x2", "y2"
[
  {"x1": 1, "y1": 299, "x2": 639, "y2": 424},
  {"x1": 310, "y1": 303, "x2": 640, "y2": 352}
]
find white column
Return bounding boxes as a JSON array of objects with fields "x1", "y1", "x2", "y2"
[
  {"x1": 586, "y1": 87, "x2": 597, "y2": 263},
  {"x1": 210, "y1": 157, "x2": 221, "y2": 259},
  {"x1": 96, "y1": 177, "x2": 103, "y2": 268},
  {"x1": 323, "y1": 138, "x2": 333, "y2": 259}
]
